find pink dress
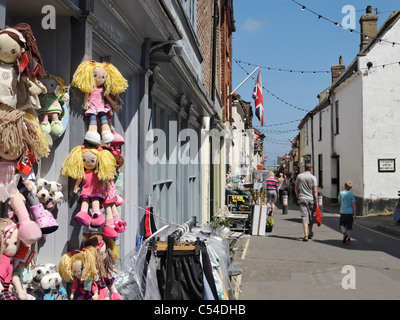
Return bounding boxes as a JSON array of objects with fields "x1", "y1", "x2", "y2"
[
  {"x1": 84, "y1": 87, "x2": 111, "y2": 116},
  {"x1": 78, "y1": 171, "x2": 105, "y2": 203},
  {"x1": 0, "y1": 160, "x2": 20, "y2": 203},
  {"x1": 103, "y1": 180, "x2": 124, "y2": 206}
]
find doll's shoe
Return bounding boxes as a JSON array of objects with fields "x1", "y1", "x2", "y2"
[
  {"x1": 111, "y1": 292, "x2": 123, "y2": 300},
  {"x1": 110, "y1": 132, "x2": 125, "y2": 146},
  {"x1": 50, "y1": 120, "x2": 64, "y2": 136},
  {"x1": 114, "y1": 220, "x2": 127, "y2": 233},
  {"x1": 40, "y1": 121, "x2": 51, "y2": 134},
  {"x1": 90, "y1": 211, "x2": 106, "y2": 228},
  {"x1": 101, "y1": 130, "x2": 115, "y2": 144},
  {"x1": 74, "y1": 211, "x2": 91, "y2": 227},
  {"x1": 102, "y1": 225, "x2": 119, "y2": 238},
  {"x1": 29, "y1": 203, "x2": 59, "y2": 234},
  {"x1": 84, "y1": 130, "x2": 101, "y2": 145}
]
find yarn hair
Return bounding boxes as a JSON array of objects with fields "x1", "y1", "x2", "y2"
[
  {"x1": 0, "y1": 109, "x2": 50, "y2": 161},
  {"x1": 72, "y1": 60, "x2": 128, "y2": 95},
  {"x1": 61, "y1": 146, "x2": 117, "y2": 181},
  {"x1": 58, "y1": 246, "x2": 98, "y2": 283}
]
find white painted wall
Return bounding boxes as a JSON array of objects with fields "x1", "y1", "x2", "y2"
[{"x1": 360, "y1": 20, "x2": 400, "y2": 200}]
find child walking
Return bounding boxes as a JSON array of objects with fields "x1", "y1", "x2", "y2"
[{"x1": 338, "y1": 181, "x2": 357, "y2": 244}]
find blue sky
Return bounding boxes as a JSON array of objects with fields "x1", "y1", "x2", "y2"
[{"x1": 232, "y1": 0, "x2": 400, "y2": 167}]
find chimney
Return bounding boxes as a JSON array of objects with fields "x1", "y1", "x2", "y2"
[
  {"x1": 331, "y1": 56, "x2": 345, "y2": 84},
  {"x1": 359, "y1": 6, "x2": 378, "y2": 51}
]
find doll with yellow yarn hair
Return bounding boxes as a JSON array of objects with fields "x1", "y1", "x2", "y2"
[
  {"x1": 58, "y1": 246, "x2": 99, "y2": 300},
  {"x1": 72, "y1": 60, "x2": 128, "y2": 145},
  {"x1": 62, "y1": 145, "x2": 117, "y2": 228}
]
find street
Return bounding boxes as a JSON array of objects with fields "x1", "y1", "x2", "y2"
[{"x1": 235, "y1": 203, "x2": 400, "y2": 300}]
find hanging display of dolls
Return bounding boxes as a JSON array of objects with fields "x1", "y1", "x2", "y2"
[
  {"x1": 0, "y1": 109, "x2": 51, "y2": 244},
  {"x1": 0, "y1": 23, "x2": 47, "y2": 114},
  {"x1": 38, "y1": 74, "x2": 70, "y2": 137},
  {"x1": 0, "y1": 218, "x2": 20, "y2": 300},
  {"x1": 71, "y1": 60, "x2": 128, "y2": 145},
  {"x1": 58, "y1": 246, "x2": 99, "y2": 300},
  {"x1": 61, "y1": 145, "x2": 117, "y2": 228},
  {"x1": 82, "y1": 234, "x2": 122, "y2": 300}
]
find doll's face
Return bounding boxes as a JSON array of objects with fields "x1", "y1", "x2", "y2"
[
  {"x1": 82, "y1": 151, "x2": 98, "y2": 170},
  {"x1": 93, "y1": 66, "x2": 106, "y2": 87},
  {"x1": 72, "y1": 260, "x2": 83, "y2": 279},
  {"x1": 3, "y1": 228, "x2": 20, "y2": 257},
  {"x1": 41, "y1": 78, "x2": 58, "y2": 94},
  {"x1": 0, "y1": 34, "x2": 24, "y2": 64},
  {"x1": 0, "y1": 144, "x2": 22, "y2": 161}
]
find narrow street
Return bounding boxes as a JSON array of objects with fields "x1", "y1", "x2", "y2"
[{"x1": 235, "y1": 203, "x2": 400, "y2": 300}]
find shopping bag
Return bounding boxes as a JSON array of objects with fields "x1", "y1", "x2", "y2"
[{"x1": 315, "y1": 205, "x2": 322, "y2": 226}]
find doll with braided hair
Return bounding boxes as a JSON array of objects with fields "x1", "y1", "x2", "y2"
[
  {"x1": 58, "y1": 246, "x2": 99, "y2": 300},
  {"x1": 72, "y1": 60, "x2": 128, "y2": 145},
  {"x1": 61, "y1": 145, "x2": 117, "y2": 228},
  {"x1": 0, "y1": 109, "x2": 51, "y2": 244},
  {"x1": 82, "y1": 234, "x2": 122, "y2": 300}
]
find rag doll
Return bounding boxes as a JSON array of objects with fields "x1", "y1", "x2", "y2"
[
  {"x1": 58, "y1": 246, "x2": 99, "y2": 300},
  {"x1": 82, "y1": 234, "x2": 122, "y2": 300},
  {"x1": 61, "y1": 145, "x2": 117, "y2": 228},
  {"x1": 39, "y1": 74, "x2": 69, "y2": 136},
  {"x1": 72, "y1": 60, "x2": 128, "y2": 145},
  {"x1": 0, "y1": 218, "x2": 20, "y2": 300},
  {"x1": 0, "y1": 23, "x2": 46, "y2": 113},
  {"x1": 102, "y1": 146, "x2": 126, "y2": 238},
  {"x1": 0, "y1": 109, "x2": 50, "y2": 244}
]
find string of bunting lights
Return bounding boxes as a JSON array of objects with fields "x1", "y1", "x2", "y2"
[
  {"x1": 235, "y1": 60, "x2": 311, "y2": 113},
  {"x1": 287, "y1": 0, "x2": 400, "y2": 47},
  {"x1": 235, "y1": 59, "x2": 331, "y2": 75}
]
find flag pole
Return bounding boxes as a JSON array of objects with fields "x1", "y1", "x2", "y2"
[{"x1": 229, "y1": 66, "x2": 260, "y2": 97}]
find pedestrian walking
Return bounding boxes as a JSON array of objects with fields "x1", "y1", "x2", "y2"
[
  {"x1": 278, "y1": 173, "x2": 289, "y2": 204},
  {"x1": 338, "y1": 181, "x2": 357, "y2": 244},
  {"x1": 295, "y1": 164, "x2": 318, "y2": 241},
  {"x1": 266, "y1": 172, "x2": 279, "y2": 216}
]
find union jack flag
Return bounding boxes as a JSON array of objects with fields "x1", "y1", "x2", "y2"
[{"x1": 252, "y1": 70, "x2": 264, "y2": 126}]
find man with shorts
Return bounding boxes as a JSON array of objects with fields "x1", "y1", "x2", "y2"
[
  {"x1": 295, "y1": 164, "x2": 318, "y2": 241},
  {"x1": 266, "y1": 172, "x2": 279, "y2": 216}
]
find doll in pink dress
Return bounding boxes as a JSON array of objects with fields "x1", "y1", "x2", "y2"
[
  {"x1": 72, "y1": 60, "x2": 128, "y2": 145},
  {"x1": 0, "y1": 219, "x2": 20, "y2": 300},
  {"x1": 58, "y1": 246, "x2": 99, "y2": 300},
  {"x1": 61, "y1": 145, "x2": 117, "y2": 228},
  {"x1": 0, "y1": 109, "x2": 51, "y2": 244}
]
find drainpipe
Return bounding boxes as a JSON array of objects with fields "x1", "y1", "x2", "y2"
[{"x1": 210, "y1": 0, "x2": 218, "y2": 218}]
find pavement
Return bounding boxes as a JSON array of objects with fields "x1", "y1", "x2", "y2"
[
  {"x1": 322, "y1": 203, "x2": 400, "y2": 238},
  {"x1": 230, "y1": 200, "x2": 400, "y2": 300}
]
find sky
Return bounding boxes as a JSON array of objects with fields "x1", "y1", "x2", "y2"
[{"x1": 232, "y1": 0, "x2": 400, "y2": 168}]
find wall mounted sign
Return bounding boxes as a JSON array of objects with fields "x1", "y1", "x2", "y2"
[{"x1": 378, "y1": 159, "x2": 396, "y2": 172}]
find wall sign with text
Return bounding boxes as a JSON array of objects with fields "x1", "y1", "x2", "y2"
[{"x1": 378, "y1": 159, "x2": 396, "y2": 173}]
